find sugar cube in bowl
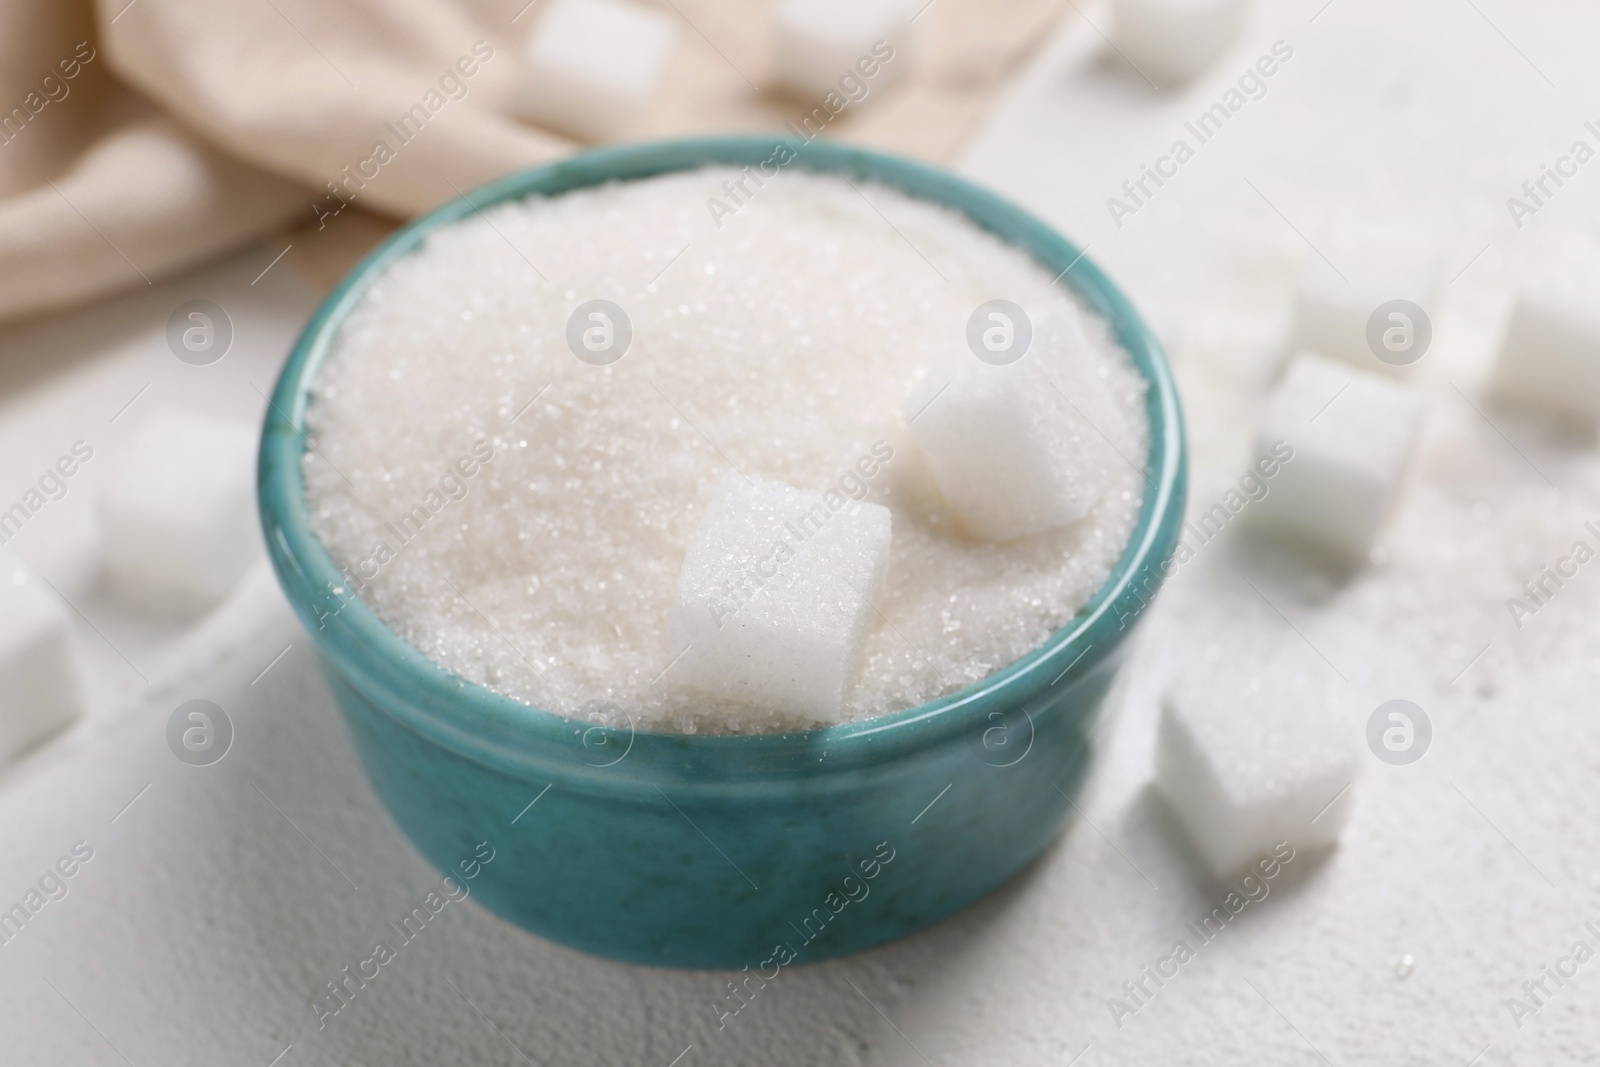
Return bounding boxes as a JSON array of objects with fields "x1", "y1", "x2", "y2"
[{"x1": 670, "y1": 475, "x2": 892, "y2": 723}]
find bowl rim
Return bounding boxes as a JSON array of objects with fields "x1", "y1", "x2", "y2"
[{"x1": 258, "y1": 135, "x2": 1187, "y2": 782}]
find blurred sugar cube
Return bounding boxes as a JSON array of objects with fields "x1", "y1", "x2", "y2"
[
  {"x1": 100, "y1": 411, "x2": 259, "y2": 612},
  {"x1": 770, "y1": 0, "x2": 915, "y2": 102},
  {"x1": 1156, "y1": 644, "x2": 1356, "y2": 878},
  {"x1": 0, "y1": 561, "x2": 86, "y2": 762},
  {"x1": 1489, "y1": 285, "x2": 1600, "y2": 422},
  {"x1": 1110, "y1": 0, "x2": 1249, "y2": 87},
  {"x1": 669, "y1": 474, "x2": 891, "y2": 722},
  {"x1": 1248, "y1": 353, "x2": 1424, "y2": 560},
  {"x1": 903, "y1": 341, "x2": 1115, "y2": 542},
  {"x1": 514, "y1": 0, "x2": 678, "y2": 141},
  {"x1": 1290, "y1": 217, "x2": 1447, "y2": 372}
]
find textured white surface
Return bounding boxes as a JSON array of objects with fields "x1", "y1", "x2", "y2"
[
  {"x1": 1249, "y1": 352, "x2": 1425, "y2": 558},
  {"x1": 670, "y1": 475, "x2": 893, "y2": 722},
  {"x1": 5, "y1": 1, "x2": 1600, "y2": 1064}
]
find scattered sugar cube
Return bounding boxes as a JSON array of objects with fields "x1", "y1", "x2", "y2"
[
  {"x1": 770, "y1": 0, "x2": 915, "y2": 103},
  {"x1": 514, "y1": 0, "x2": 678, "y2": 141},
  {"x1": 1247, "y1": 353, "x2": 1424, "y2": 560},
  {"x1": 1155, "y1": 645, "x2": 1356, "y2": 878},
  {"x1": 669, "y1": 474, "x2": 892, "y2": 722},
  {"x1": 902, "y1": 346, "x2": 1115, "y2": 542},
  {"x1": 1291, "y1": 245, "x2": 1445, "y2": 372},
  {"x1": 1109, "y1": 0, "x2": 1249, "y2": 88},
  {"x1": 0, "y1": 562, "x2": 86, "y2": 762},
  {"x1": 1489, "y1": 285, "x2": 1600, "y2": 422},
  {"x1": 100, "y1": 411, "x2": 259, "y2": 611}
]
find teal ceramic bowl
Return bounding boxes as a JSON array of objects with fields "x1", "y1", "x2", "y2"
[{"x1": 259, "y1": 136, "x2": 1186, "y2": 969}]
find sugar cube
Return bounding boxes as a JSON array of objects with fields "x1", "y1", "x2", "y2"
[
  {"x1": 669, "y1": 474, "x2": 892, "y2": 722},
  {"x1": 1291, "y1": 242, "x2": 1445, "y2": 372},
  {"x1": 1247, "y1": 353, "x2": 1424, "y2": 560},
  {"x1": 100, "y1": 411, "x2": 259, "y2": 611},
  {"x1": 1109, "y1": 0, "x2": 1248, "y2": 88},
  {"x1": 514, "y1": 0, "x2": 678, "y2": 141},
  {"x1": 0, "y1": 561, "x2": 86, "y2": 762},
  {"x1": 1489, "y1": 285, "x2": 1600, "y2": 422},
  {"x1": 770, "y1": 0, "x2": 915, "y2": 103},
  {"x1": 1155, "y1": 645, "x2": 1356, "y2": 878},
  {"x1": 902, "y1": 345, "x2": 1115, "y2": 542}
]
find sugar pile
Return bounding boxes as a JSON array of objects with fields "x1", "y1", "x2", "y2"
[{"x1": 302, "y1": 167, "x2": 1149, "y2": 733}]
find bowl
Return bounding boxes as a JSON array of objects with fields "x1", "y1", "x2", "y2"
[{"x1": 259, "y1": 136, "x2": 1187, "y2": 969}]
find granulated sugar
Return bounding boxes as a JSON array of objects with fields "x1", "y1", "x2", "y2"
[{"x1": 302, "y1": 167, "x2": 1148, "y2": 732}]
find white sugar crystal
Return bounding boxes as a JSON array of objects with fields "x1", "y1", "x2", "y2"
[
  {"x1": 903, "y1": 337, "x2": 1119, "y2": 542},
  {"x1": 669, "y1": 475, "x2": 892, "y2": 722},
  {"x1": 770, "y1": 0, "x2": 914, "y2": 102},
  {"x1": 0, "y1": 561, "x2": 85, "y2": 762},
  {"x1": 1248, "y1": 353, "x2": 1425, "y2": 560},
  {"x1": 303, "y1": 168, "x2": 1149, "y2": 733},
  {"x1": 1289, "y1": 216, "x2": 1446, "y2": 372},
  {"x1": 1156, "y1": 644, "x2": 1357, "y2": 878},
  {"x1": 1489, "y1": 285, "x2": 1600, "y2": 422},
  {"x1": 1110, "y1": 0, "x2": 1248, "y2": 87},
  {"x1": 514, "y1": 0, "x2": 677, "y2": 141},
  {"x1": 100, "y1": 411, "x2": 259, "y2": 611}
]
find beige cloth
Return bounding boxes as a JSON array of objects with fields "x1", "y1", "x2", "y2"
[{"x1": 0, "y1": 0, "x2": 1066, "y2": 325}]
